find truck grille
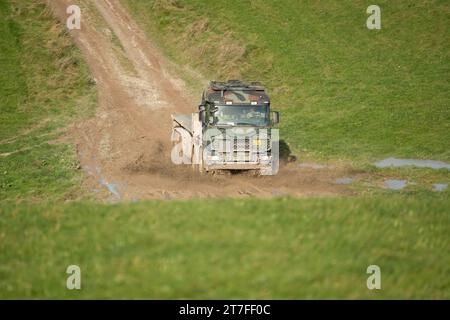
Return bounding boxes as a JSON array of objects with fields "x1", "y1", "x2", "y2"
[{"x1": 210, "y1": 136, "x2": 270, "y2": 162}]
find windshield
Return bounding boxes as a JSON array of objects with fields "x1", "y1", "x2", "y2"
[{"x1": 213, "y1": 105, "x2": 269, "y2": 127}]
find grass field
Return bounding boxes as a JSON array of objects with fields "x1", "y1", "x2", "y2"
[
  {"x1": 123, "y1": 0, "x2": 450, "y2": 162},
  {"x1": 1, "y1": 196, "x2": 449, "y2": 299},
  {"x1": 0, "y1": 0, "x2": 96, "y2": 202},
  {"x1": 0, "y1": 0, "x2": 448, "y2": 299}
]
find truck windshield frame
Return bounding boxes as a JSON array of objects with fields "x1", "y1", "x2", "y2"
[{"x1": 211, "y1": 104, "x2": 270, "y2": 127}]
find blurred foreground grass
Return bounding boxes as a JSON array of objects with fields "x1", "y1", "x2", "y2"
[{"x1": 1, "y1": 196, "x2": 448, "y2": 299}]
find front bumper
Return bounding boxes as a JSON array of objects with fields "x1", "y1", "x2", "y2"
[
  {"x1": 204, "y1": 155, "x2": 273, "y2": 171},
  {"x1": 205, "y1": 162, "x2": 269, "y2": 171}
]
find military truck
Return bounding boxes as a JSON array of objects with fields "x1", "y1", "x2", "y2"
[{"x1": 171, "y1": 80, "x2": 280, "y2": 175}]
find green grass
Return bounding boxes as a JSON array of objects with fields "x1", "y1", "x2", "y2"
[
  {"x1": 122, "y1": 0, "x2": 450, "y2": 162},
  {"x1": 0, "y1": 196, "x2": 449, "y2": 299},
  {"x1": 0, "y1": 0, "x2": 448, "y2": 300},
  {"x1": 0, "y1": 0, "x2": 97, "y2": 201}
]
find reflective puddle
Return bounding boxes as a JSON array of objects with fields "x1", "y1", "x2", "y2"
[
  {"x1": 99, "y1": 178, "x2": 121, "y2": 200},
  {"x1": 384, "y1": 179, "x2": 408, "y2": 190},
  {"x1": 334, "y1": 177, "x2": 354, "y2": 185},
  {"x1": 374, "y1": 158, "x2": 450, "y2": 170},
  {"x1": 433, "y1": 183, "x2": 448, "y2": 192}
]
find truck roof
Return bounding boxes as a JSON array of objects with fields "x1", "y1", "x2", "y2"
[{"x1": 204, "y1": 80, "x2": 270, "y2": 105}]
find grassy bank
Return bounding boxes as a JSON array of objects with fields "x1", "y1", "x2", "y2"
[
  {"x1": 1, "y1": 196, "x2": 449, "y2": 299},
  {"x1": 0, "y1": 0, "x2": 96, "y2": 201},
  {"x1": 122, "y1": 0, "x2": 450, "y2": 162}
]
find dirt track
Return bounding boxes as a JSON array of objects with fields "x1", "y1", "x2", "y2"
[{"x1": 49, "y1": 0, "x2": 354, "y2": 200}]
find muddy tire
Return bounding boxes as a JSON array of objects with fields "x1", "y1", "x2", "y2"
[
  {"x1": 260, "y1": 167, "x2": 274, "y2": 176},
  {"x1": 198, "y1": 146, "x2": 206, "y2": 175}
]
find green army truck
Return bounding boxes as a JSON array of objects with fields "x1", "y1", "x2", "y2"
[{"x1": 171, "y1": 80, "x2": 280, "y2": 175}]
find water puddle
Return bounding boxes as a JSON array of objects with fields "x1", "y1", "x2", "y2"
[
  {"x1": 384, "y1": 179, "x2": 407, "y2": 190},
  {"x1": 334, "y1": 177, "x2": 354, "y2": 185},
  {"x1": 374, "y1": 158, "x2": 450, "y2": 170},
  {"x1": 99, "y1": 178, "x2": 121, "y2": 199},
  {"x1": 433, "y1": 183, "x2": 448, "y2": 192},
  {"x1": 92, "y1": 165, "x2": 121, "y2": 200}
]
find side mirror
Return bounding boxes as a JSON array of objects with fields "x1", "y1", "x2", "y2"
[
  {"x1": 198, "y1": 104, "x2": 206, "y2": 111},
  {"x1": 272, "y1": 111, "x2": 280, "y2": 125},
  {"x1": 199, "y1": 110, "x2": 206, "y2": 122}
]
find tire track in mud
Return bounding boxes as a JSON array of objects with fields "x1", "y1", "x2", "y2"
[{"x1": 49, "y1": 0, "x2": 354, "y2": 200}]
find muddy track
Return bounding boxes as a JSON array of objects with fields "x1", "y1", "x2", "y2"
[{"x1": 48, "y1": 0, "x2": 354, "y2": 200}]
